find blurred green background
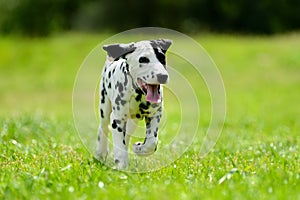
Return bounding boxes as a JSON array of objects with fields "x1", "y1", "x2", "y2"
[
  {"x1": 1, "y1": 0, "x2": 300, "y2": 117},
  {"x1": 1, "y1": 0, "x2": 300, "y2": 36},
  {"x1": 1, "y1": 1, "x2": 300, "y2": 199}
]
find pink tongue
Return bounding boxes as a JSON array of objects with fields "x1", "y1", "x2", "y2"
[{"x1": 146, "y1": 85, "x2": 161, "y2": 103}]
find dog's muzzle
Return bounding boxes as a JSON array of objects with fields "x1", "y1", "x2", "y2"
[
  {"x1": 156, "y1": 73, "x2": 168, "y2": 84},
  {"x1": 137, "y1": 78, "x2": 163, "y2": 104}
]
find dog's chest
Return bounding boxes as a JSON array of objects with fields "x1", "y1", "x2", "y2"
[{"x1": 128, "y1": 89, "x2": 161, "y2": 119}]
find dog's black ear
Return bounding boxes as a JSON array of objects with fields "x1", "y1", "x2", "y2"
[
  {"x1": 103, "y1": 43, "x2": 136, "y2": 59},
  {"x1": 150, "y1": 39, "x2": 172, "y2": 53}
]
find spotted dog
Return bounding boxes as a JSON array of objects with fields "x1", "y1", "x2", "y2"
[{"x1": 96, "y1": 39, "x2": 172, "y2": 169}]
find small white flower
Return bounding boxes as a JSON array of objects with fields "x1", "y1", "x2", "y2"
[
  {"x1": 98, "y1": 181, "x2": 105, "y2": 189},
  {"x1": 119, "y1": 174, "x2": 128, "y2": 180},
  {"x1": 68, "y1": 186, "x2": 74, "y2": 193},
  {"x1": 61, "y1": 164, "x2": 72, "y2": 171}
]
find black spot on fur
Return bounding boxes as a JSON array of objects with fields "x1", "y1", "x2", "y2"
[
  {"x1": 122, "y1": 123, "x2": 126, "y2": 135},
  {"x1": 123, "y1": 139, "x2": 126, "y2": 145},
  {"x1": 135, "y1": 93, "x2": 142, "y2": 102},
  {"x1": 115, "y1": 159, "x2": 119, "y2": 164},
  {"x1": 115, "y1": 81, "x2": 120, "y2": 90},
  {"x1": 146, "y1": 129, "x2": 151, "y2": 134},
  {"x1": 157, "y1": 107, "x2": 162, "y2": 112},
  {"x1": 112, "y1": 120, "x2": 117, "y2": 129},
  {"x1": 100, "y1": 81, "x2": 108, "y2": 104},
  {"x1": 108, "y1": 82, "x2": 111, "y2": 89},
  {"x1": 126, "y1": 63, "x2": 129, "y2": 72},
  {"x1": 156, "y1": 116, "x2": 161, "y2": 123},
  {"x1": 100, "y1": 109, "x2": 104, "y2": 118},
  {"x1": 122, "y1": 62, "x2": 128, "y2": 74},
  {"x1": 151, "y1": 103, "x2": 160, "y2": 108},
  {"x1": 108, "y1": 71, "x2": 111, "y2": 78},
  {"x1": 124, "y1": 73, "x2": 128, "y2": 86},
  {"x1": 135, "y1": 88, "x2": 144, "y2": 95},
  {"x1": 117, "y1": 127, "x2": 122, "y2": 132},
  {"x1": 136, "y1": 114, "x2": 141, "y2": 118},
  {"x1": 145, "y1": 117, "x2": 151, "y2": 129},
  {"x1": 112, "y1": 119, "x2": 121, "y2": 129},
  {"x1": 118, "y1": 84, "x2": 123, "y2": 93},
  {"x1": 139, "y1": 102, "x2": 149, "y2": 110},
  {"x1": 140, "y1": 109, "x2": 150, "y2": 115},
  {"x1": 98, "y1": 135, "x2": 100, "y2": 141},
  {"x1": 115, "y1": 95, "x2": 122, "y2": 105},
  {"x1": 151, "y1": 72, "x2": 154, "y2": 76},
  {"x1": 100, "y1": 89, "x2": 107, "y2": 104},
  {"x1": 153, "y1": 48, "x2": 166, "y2": 65}
]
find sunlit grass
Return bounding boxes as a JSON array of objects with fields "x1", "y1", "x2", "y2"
[{"x1": 0, "y1": 32, "x2": 299, "y2": 199}]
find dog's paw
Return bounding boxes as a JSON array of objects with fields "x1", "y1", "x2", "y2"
[
  {"x1": 113, "y1": 158, "x2": 128, "y2": 170},
  {"x1": 95, "y1": 148, "x2": 108, "y2": 163},
  {"x1": 132, "y1": 142, "x2": 157, "y2": 156}
]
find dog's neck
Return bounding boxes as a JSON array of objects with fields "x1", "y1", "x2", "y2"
[{"x1": 125, "y1": 61, "x2": 139, "y2": 91}]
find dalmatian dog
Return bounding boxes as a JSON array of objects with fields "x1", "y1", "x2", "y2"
[{"x1": 96, "y1": 39, "x2": 172, "y2": 169}]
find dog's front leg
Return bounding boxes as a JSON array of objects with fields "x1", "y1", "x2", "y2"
[
  {"x1": 111, "y1": 115, "x2": 128, "y2": 169},
  {"x1": 132, "y1": 114, "x2": 161, "y2": 156}
]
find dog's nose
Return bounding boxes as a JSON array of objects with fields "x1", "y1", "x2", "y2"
[{"x1": 157, "y1": 74, "x2": 168, "y2": 84}]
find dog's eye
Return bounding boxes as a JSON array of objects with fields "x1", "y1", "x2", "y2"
[{"x1": 139, "y1": 57, "x2": 150, "y2": 63}]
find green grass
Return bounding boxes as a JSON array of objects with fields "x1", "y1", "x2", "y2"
[{"x1": 0, "y1": 32, "x2": 300, "y2": 199}]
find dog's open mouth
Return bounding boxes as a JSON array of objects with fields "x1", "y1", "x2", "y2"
[{"x1": 137, "y1": 78, "x2": 161, "y2": 104}]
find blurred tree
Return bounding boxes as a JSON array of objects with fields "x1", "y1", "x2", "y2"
[
  {"x1": 0, "y1": 0, "x2": 300, "y2": 36},
  {"x1": 0, "y1": 0, "x2": 83, "y2": 36}
]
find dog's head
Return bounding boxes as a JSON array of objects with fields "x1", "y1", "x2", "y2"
[{"x1": 103, "y1": 39, "x2": 172, "y2": 103}]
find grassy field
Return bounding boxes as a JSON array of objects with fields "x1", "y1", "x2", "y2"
[{"x1": 0, "y1": 32, "x2": 299, "y2": 199}]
